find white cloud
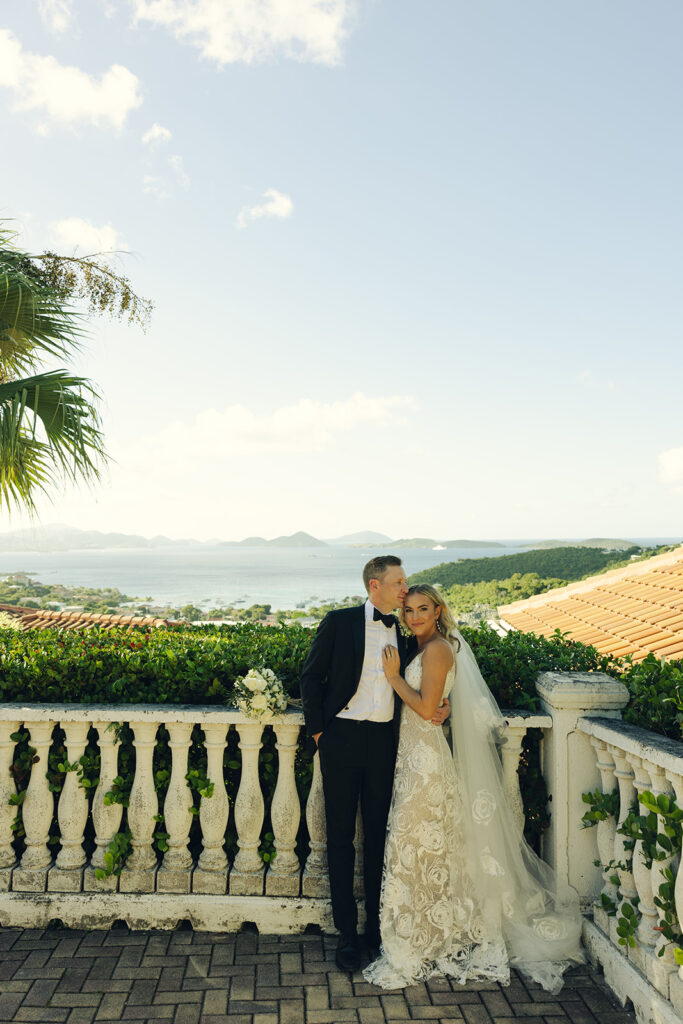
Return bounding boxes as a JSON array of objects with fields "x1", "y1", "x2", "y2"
[
  {"x1": 237, "y1": 189, "x2": 293, "y2": 229},
  {"x1": 142, "y1": 122, "x2": 172, "y2": 146},
  {"x1": 143, "y1": 155, "x2": 190, "y2": 198},
  {"x1": 169, "y1": 154, "x2": 190, "y2": 190},
  {"x1": 49, "y1": 218, "x2": 128, "y2": 254},
  {"x1": 659, "y1": 447, "x2": 683, "y2": 492},
  {"x1": 131, "y1": 393, "x2": 417, "y2": 458},
  {"x1": 129, "y1": 0, "x2": 353, "y2": 67},
  {"x1": 39, "y1": 0, "x2": 75, "y2": 35},
  {"x1": 577, "y1": 369, "x2": 615, "y2": 391},
  {"x1": 0, "y1": 29, "x2": 142, "y2": 133}
]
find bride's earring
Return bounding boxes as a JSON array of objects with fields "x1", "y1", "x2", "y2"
[{"x1": 436, "y1": 616, "x2": 442, "y2": 634}]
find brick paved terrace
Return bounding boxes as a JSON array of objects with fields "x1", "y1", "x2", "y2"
[{"x1": 0, "y1": 925, "x2": 637, "y2": 1024}]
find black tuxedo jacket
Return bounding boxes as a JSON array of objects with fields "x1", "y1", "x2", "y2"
[{"x1": 300, "y1": 604, "x2": 417, "y2": 746}]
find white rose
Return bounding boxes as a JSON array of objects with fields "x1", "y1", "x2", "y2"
[
  {"x1": 480, "y1": 846, "x2": 505, "y2": 877},
  {"x1": 399, "y1": 843, "x2": 416, "y2": 870},
  {"x1": 243, "y1": 671, "x2": 267, "y2": 692},
  {"x1": 472, "y1": 789, "x2": 497, "y2": 825},
  {"x1": 416, "y1": 821, "x2": 445, "y2": 854},
  {"x1": 408, "y1": 742, "x2": 440, "y2": 776},
  {"x1": 427, "y1": 863, "x2": 449, "y2": 889},
  {"x1": 501, "y1": 891, "x2": 516, "y2": 918},
  {"x1": 533, "y1": 915, "x2": 568, "y2": 941},
  {"x1": 427, "y1": 899, "x2": 453, "y2": 932},
  {"x1": 251, "y1": 693, "x2": 268, "y2": 712}
]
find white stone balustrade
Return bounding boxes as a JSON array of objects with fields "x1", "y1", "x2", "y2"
[
  {"x1": 577, "y1": 715, "x2": 683, "y2": 1023},
  {"x1": 0, "y1": 702, "x2": 565, "y2": 939}
]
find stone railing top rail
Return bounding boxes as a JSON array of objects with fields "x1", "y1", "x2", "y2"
[
  {"x1": 0, "y1": 702, "x2": 545, "y2": 728},
  {"x1": 0, "y1": 702, "x2": 306, "y2": 724},
  {"x1": 578, "y1": 715, "x2": 683, "y2": 775}
]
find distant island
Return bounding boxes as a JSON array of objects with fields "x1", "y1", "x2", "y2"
[{"x1": 0, "y1": 524, "x2": 643, "y2": 554}]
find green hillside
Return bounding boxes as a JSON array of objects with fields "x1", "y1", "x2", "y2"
[{"x1": 408, "y1": 545, "x2": 643, "y2": 588}]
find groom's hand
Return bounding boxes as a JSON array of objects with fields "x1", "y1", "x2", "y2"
[{"x1": 431, "y1": 697, "x2": 450, "y2": 726}]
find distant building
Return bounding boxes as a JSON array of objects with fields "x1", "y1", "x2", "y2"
[{"x1": 498, "y1": 546, "x2": 683, "y2": 662}]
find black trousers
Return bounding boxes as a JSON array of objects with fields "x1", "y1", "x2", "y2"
[{"x1": 318, "y1": 717, "x2": 396, "y2": 936}]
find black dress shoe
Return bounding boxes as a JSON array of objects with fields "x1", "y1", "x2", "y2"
[
  {"x1": 363, "y1": 927, "x2": 382, "y2": 961},
  {"x1": 335, "y1": 931, "x2": 361, "y2": 972}
]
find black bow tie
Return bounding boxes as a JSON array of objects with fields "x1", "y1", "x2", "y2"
[{"x1": 373, "y1": 608, "x2": 396, "y2": 629}]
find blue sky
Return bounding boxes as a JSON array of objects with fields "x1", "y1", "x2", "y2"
[{"x1": 2, "y1": 0, "x2": 682, "y2": 541}]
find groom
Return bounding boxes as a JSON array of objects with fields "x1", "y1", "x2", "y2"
[{"x1": 300, "y1": 555, "x2": 449, "y2": 971}]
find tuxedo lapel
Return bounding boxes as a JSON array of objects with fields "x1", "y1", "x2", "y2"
[{"x1": 351, "y1": 605, "x2": 365, "y2": 686}]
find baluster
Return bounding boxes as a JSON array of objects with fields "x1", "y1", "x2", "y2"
[
  {"x1": 628, "y1": 754, "x2": 658, "y2": 947},
  {"x1": 14, "y1": 721, "x2": 55, "y2": 891},
  {"x1": 0, "y1": 721, "x2": 19, "y2": 887},
  {"x1": 120, "y1": 720, "x2": 158, "y2": 893},
  {"x1": 194, "y1": 722, "x2": 230, "y2": 894},
  {"x1": 158, "y1": 721, "x2": 194, "y2": 892},
  {"x1": 648, "y1": 765, "x2": 679, "y2": 995},
  {"x1": 266, "y1": 720, "x2": 301, "y2": 895},
  {"x1": 84, "y1": 721, "x2": 122, "y2": 891},
  {"x1": 303, "y1": 750, "x2": 329, "y2": 897},
  {"x1": 49, "y1": 720, "x2": 90, "y2": 891},
  {"x1": 610, "y1": 748, "x2": 639, "y2": 943},
  {"x1": 353, "y1": 805, "x2": 364, "y2": 899},
  {"x1": 665, "y1": 771, "x2": 683, "y2": 984},
  {"x1": 590, "y1": 738, "x2": 618, "y2": 910},
  {"x1": 0, "y1": 721, "x2": 19, "y2": 890},
  {"x1": 500, "y1": 723, "x2": 526, "y2": 833},
  {"x1": 230, "y1": 720, "x2": 265, "y2": 895}
]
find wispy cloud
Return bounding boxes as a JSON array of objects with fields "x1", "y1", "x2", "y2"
[
  {"x1": 38, "y1": 0, "x2": 75, "y2": 35},
  {"x1": 237, "y1": 189, "x2": 293, "y2": 229},
  {"x1": 132, "y1": 393, "x2": 418, "y2": 458},
  {"x1": 143, "y1": 154, "x2": 190, "y2": 199},
  {"x1": 129, "y1": 0, "x2": 353, "y2": 67},
  {"x1": 0, "y1": 29, "x2": 142, "y2": 133},
  {"x1": 659, "y1": 446, "x2": 683, "y2": 493},
  {"x1": 577, "y1": 369, "x2": 616, "y2": 392},
  {"x1": 48, "y1": 217, "x2": 128, "y2": 254},
  {"x1": 142, "y1": 122, "x2": 172, "y2": 146}
]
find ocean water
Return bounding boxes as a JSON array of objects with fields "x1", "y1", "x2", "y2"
[
  {"x1": 0, "y1": 544, "x2": 528, "y2": 611},
  {"x1": 0, "y1": 538, "x2": 676, "y2": 612}
]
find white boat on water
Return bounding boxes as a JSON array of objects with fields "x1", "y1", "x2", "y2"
[{"x1": 432, "y1": 544, "x2": 446, "y2": 550}]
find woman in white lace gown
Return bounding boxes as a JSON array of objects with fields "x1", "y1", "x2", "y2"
[{"x1": 363, "y1": 584, "x2": 584, "y2": 993}]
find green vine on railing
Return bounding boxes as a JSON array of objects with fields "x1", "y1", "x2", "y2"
[{"x1": 582, "y1": 787, "x2": 683, "y2": 958}]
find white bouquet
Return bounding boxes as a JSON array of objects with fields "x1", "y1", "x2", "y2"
[{"x1": 231, "y1": 667, "x2": 289, "y2": 719}]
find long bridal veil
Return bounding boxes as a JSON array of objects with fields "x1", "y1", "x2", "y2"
[{"x1": 449, "y1": 628, "x2": 584, "y2": 993}]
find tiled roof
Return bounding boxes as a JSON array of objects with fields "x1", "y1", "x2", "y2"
[
  {"x1": 498, "y1": 546, "x2": 683, "y2": 662},
  {"x1": 0, "y1": 605, "x2": 173, "y2": 632}
]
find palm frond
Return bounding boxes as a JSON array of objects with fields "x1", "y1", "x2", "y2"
[{"x1": 0, "y1": 371, "x2": 106, "y2": 514}]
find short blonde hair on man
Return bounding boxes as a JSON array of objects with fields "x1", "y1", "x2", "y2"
[{"x1": 362, "y1": 555, "x2": 403, "y2": 593}]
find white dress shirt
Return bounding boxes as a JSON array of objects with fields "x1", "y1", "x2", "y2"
[{"x1": 336, "y1": 599, "x2": 397, "y2": 722}]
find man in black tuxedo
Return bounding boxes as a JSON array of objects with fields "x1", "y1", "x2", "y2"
[{"x1": 300, "y1": 555, "x2": 449, "y2": 972}]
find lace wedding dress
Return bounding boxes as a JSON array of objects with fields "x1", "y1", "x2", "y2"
[{"x1": 364, "y1": 633, "x2": 584, "y2": 993}]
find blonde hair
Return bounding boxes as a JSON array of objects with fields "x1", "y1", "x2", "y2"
[{"x1": 401, "y1": 584, "x2": 461, "y2": 651}]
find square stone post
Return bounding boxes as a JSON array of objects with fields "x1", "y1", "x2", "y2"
[{"x1": 535, "y1": 671, "x2": 629, "y2": 904}]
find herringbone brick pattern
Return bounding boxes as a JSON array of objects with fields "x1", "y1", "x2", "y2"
[{"x1": 0, "y1": 925, "x2": 636, "y2": 1024}]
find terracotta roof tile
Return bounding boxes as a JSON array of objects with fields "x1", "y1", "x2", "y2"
[
  {"x1": 500, "y1": 546, "x2": 683, "y2": 661},
  {"x1": 0, "y1": 604, "x2": 175, "y2": 633}
]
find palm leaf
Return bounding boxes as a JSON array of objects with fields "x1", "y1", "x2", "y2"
[{"x1": 0, "y1": 371, "x2": 106, "y2": 513}]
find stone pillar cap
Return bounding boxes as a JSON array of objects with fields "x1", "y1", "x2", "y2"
[{"x1": 536, "y1": 671, "x2": 629, "y2": 711}]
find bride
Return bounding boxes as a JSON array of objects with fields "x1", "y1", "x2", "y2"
[{"x1": 363, "y1": 584, "x2": 585, "y2": 993}]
